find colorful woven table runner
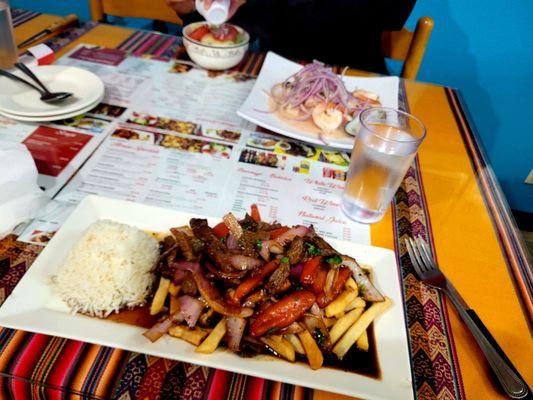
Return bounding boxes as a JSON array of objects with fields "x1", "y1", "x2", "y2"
[
  {"x1": 4, "y1": 25, "x2": 530, "y2": 400},
  {"x1": 10, "y1": 8, "x2": 41, "y2": 28}
]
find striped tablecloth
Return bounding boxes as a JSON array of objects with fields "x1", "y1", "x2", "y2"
[{"x1": 1, "y1": 20, "x2": 531, "y2": 400}]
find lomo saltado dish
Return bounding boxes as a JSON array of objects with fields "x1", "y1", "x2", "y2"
[{"x1": 144, "y1": 205, "x2": 391, "y2": 370}]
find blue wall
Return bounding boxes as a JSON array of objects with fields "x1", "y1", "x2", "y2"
[
  {"x1": 399, "y1": 0, "x2": 533, "y2": 213},
  {"x1": 12, "y1": 0, "x2": 533, "y2": 212}
]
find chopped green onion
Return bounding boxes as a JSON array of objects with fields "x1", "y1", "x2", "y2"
[
  {"x1": 325, "y1": 255, "x2": 342, "y2": 265},
  {"x1": 306, "y1": 243, "x2": 321, "y2": 256}
]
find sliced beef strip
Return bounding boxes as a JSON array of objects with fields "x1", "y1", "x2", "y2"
[
  {"x1": 286, "y1": 236, "x2": 305, "y2": 265},
  {"x1": 239, "y1": 214, "x2": 258, "y2": 232},
  {"x1": 190, "y1": 218, "x2": 234, "y2": 272},
  {"x1": 306, "y1": 227, "x2": 339, "y2": 257},
  {"x1": 156, "y1": 236, "x2": 179, "y2": 279},
  {"x1": 171, "y1": 229, "x2": 196, "y2": 261},
  {"x1": 265, "y1": 262, "x2": 290, "y2": 294},
  {"x1": 238, "y1": 230, "x2": 270, "y2": 257}
]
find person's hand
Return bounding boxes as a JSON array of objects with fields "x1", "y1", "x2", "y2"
[
  {"x1": 166, "y1": 0, "x2": 196, "y2": 16},
  {"x1": 204, "y1": 0, "x2": 246, "y2": 19}
]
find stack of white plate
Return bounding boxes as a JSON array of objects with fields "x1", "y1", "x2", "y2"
[{"x1": 0, "y1": 65, "x2": 105, "y2": 122}]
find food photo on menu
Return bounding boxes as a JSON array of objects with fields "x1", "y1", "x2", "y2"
[{"x1": 0, "y1": 1, "x2": 531, "y2": 400}]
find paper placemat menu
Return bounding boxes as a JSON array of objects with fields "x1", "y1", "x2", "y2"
[{"x1": 10, "y1": 45, "x2": 376, "y2": 245}]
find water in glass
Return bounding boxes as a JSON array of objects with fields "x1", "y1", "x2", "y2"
[{"x1": 341, "y1": 108, "x2": 425, "y2": 223}]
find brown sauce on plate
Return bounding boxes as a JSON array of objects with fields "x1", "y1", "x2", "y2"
[
  {"x1": 322, "y1": 325, "x2": 380, "y2": 379},
  {"x1": 106, "y1": 305, "x2": 380, "y2": 379},
  {"x1": 105, "y1": 304, "x2": 159, "y2": 329}
]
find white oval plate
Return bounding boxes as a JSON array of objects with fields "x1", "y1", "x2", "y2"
[
  {"x1": 0, "y1": 65, "x2": 104, "y2": 117},
  {"x1": 0, "y1": 195, "x2": 414, "y2": 400},
  {"x1": 237, "y1": 52, "x2": 400, "y2": 150}
]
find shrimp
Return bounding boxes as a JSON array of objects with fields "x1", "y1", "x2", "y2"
[
  {"x1": 352, "y1": 90, "x2": 381, "y2": 106},
  {"x1": 312, "y1": 102, "x2": 343, "y2": 132}
]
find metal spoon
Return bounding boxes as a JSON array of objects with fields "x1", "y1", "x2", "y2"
[{"x1": 0, "y1": 67, "x2": 72, "y2": 103}]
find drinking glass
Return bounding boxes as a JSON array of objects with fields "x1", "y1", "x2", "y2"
[
  {"x1": 0, "y1": 1, "x2": 17, "y2": 69},
  {"x1": 341, "y1": 107, "x2": 426, "y2": 223}
]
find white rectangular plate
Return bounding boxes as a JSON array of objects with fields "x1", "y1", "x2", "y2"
[
  {"x1": 0, "y1": 195, "x2": 413, "y2": 400},
  {"x1": 237, "y1": 52, "x2": 399, "y2": 150}
]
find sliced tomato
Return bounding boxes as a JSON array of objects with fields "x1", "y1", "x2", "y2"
[
  {"x1": 232, "y1": 259, "x2": 280, "y2": 304},
  {"x1": 311, "y1": 266, "x2": 328, "y2": 295},
  {"x1": 189, "y1": 25, "x2": 210, "y2": 41},
  {"x1": 316, "y1": 267, "x2": 352, "y2": 307},
  {"x1": 268, "y1": 227, "x2": 289, "y2": 239},
  {"x1": 249, "y1": 290, "x2": 316, "y2": 337},
  {"x1": 250, "y1": 204, "x2": 261, "y2": 222},
  {"x1": 211, "y1": 24, "x2": 239, "y2": 42},
  {"x1": 300, "y1": 256, "x2": 322, "y2": 286},
  {"x1": 212, "y1": 221, "x2": 229, "y2": 238}
]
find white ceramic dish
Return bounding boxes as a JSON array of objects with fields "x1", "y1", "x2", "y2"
[
  {"x1": 183, "y1": 22, "x2": 249, "y2": 70},
  {"x1": 0, "y1": 93, "x2": 103, "y2": 122},
  {"x1": 0, "y1": 65, "x2": 104, "y2": 117},
  {"x1": 0, "y1": 195, "x2": 414, "y2": 400},
  {"x1": 237, "y1": 52, "x2": 399, "y2": 150}
]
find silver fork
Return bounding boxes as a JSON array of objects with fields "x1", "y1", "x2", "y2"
[{"x1": 405, "y1": 237, "x2": 530, "y2": 399}]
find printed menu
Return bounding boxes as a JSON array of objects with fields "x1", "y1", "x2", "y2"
[{"x1": 11, "y1": 45, "x2": 377, "y2": 245}]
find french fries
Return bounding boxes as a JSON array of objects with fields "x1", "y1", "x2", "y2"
[
  {"x1": 333, "y1": 311, "x2": 345, "y2": 319},
  {"x1": 333, "y1": 297, "x2": 392, "y2": 359},
  {"x1": 150, "y1": 277, "x2": 170, "y2": 315},
  {"x1": 347, "y1": 297, "x2": 366, "y2": 310},
  {"x1": 360, "y1": 263, "x2": 372, "y2": 271},
  {"x1": 168, "y1": 283, "x2": 181, "y2": 297},
  {"x1": 298, "y1": 330, "x2": 323, "y2": 370},
  {"x1": 261, "y1": 336, "x2": 296, "y2": 361},
  {"x1": 325, "y1": 289, "x2": 357, "y2": 317},
  {"x1": 285, "y1": 333, "x2": 305, "y2": 354},
  {"x1": 196, "y1": 318, "x2": 226, "y2": 353},
  {"x1": 345, "y1": 277, "x2": 358, "y2": 295},
  {"x1": 323, "y1": 317, "x2": 336, "y2": 328},
  {"x1": 329, "y1": 307, "x2": 364, "y2": 345},
  {"x1": 168, "y1": 325, "x2": 209, "y2": 345},
  {"x1": 345, "y1": 297, "x2": 366, "y2": 312},
  {"x1": 169, "y1": 295, "x2": 180, "y2": 314},
  {"x1": 356, "y1": 330, "x2": 369, "y2": 351}
]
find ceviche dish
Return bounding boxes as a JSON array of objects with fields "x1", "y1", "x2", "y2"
[
  {"x1": 52, "y1": 206, "x2": 391, "y2": 372},
  {"x1": 267, "y1": 62, "x2": 382, "y2": 143},
  {"x1": 187, "y1": 23, "x2": 246, "y2": 47}
]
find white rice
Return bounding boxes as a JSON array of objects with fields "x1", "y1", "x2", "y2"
[{"x1": 52, "y1": 219, "x2": 159, "y2": 318}]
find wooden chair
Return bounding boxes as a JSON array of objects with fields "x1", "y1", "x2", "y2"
[
  {"x1": 89, "y1": 0, "x2": 182, "y2": 25},
  {"x1": 381, "y1": 16, "x2": 434, "y2": 80}
]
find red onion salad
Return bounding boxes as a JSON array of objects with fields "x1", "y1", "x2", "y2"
[{"x1": 266, "y1": 62, "x2": 381, "y2": 141}]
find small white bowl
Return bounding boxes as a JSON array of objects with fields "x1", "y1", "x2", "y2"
[{"x1": 183, "y1": 22, "x2": 249, "y2": 70}]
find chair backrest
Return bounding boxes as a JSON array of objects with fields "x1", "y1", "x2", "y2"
[
  {"x1": 381, "y1": 16, "x2": 434, "y2": 80},
  {"x1": 89, "y1": 0, "x2": 182, "y2": 25}
]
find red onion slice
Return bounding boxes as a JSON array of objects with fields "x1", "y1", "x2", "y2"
[
  {"x1": 289, "y1": 263, "x2": 303, "y2": 278},
  {"x1": 177, "y1": 295, "x2": 204, "y2": 328},
  {"x1": 226, "y1": 233, "x2": 239, "y2": 250},
  {"x1": 229, "y1": 255, "x2": 263, "y2": 271},
  {"x1": 341, "y1": 256, "x2": 384, "y2": 302},
  {"x1": 143, "y1": 318, "x2": 174, "y2": 342},
  {"x1": 175, "y1": 261, "x2": 253, "y2": 318},
  {"x1": 275, "y1": 226, "x2": 309, "y2": 246},
  {"x1": 258, "y1": 241, "x2": 270, "y2": 261},
  {"x1": 223, "y1": 213, "x2": 243, "y2": 239},
  {"x1": 226, "y1": 316, "x2": 246, "y2": 352}
]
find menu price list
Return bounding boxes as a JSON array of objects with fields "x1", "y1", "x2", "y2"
[{"x1": 56, "y1": 135, "x2": 234, "y2": 216}]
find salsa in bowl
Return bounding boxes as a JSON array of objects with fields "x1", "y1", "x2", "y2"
[{"x1": 183, "y1": 22, "x2": 250, "y2": 70}]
